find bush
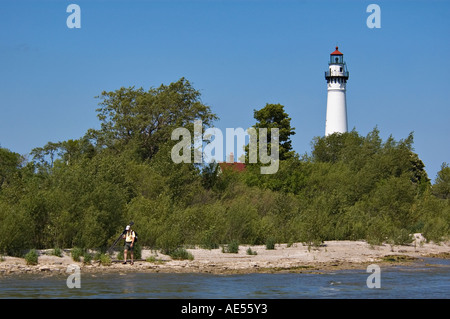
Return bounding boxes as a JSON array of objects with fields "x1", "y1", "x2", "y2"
[
  {"x1": 132, "y1": 243, "x2": 142, "y2": 260},
  {"x1": 246, "y1": 247, "x2": 257, "y2": 255},
  {"x1": 98, "y1": 253, "x2": 111, "y2": 265},
  {"x1": 391, "y1": 228, "x2": 413, "y2": 246},
  {"x1": 423, "y1": 216, "x2": 449, "y2": 243},
  {"x1": 51, "y1": 247, "x2": 63, "y2": 257},
  {"x1": 169, "y1": 247, "x2": 194, "y2": 260},
  {"x1": 25, "y1": 249, "x2": 38, "y2": 265},
  {"x1": 83, "y1": 252, "x2": 93, "y2": 264},
  {"x1": 146, "y1": 255, "x2": 157, "y2": 263},
  {"x1": 265, "y1": 237, "x2": 276, "y2": 250},
  {"x1": 222, "y1": 240, "x2": 239, "y2": 253},
  {"x1": 0, "y1": 201, "x2": 34, "y2": 257},
  {"x1": 146, "y1": 255, "x2": 166, "y2": 263},
  {"x1": 157, "y1": 231, "x2": 183, "y2": 255},
  {"x1": 116, "y1": 249, "x2": 124, "y2": 260},
  {"x1": 2, "y1": 128, "x2": 448, "y2": 255},
  {"x1": 199, "y1": 227, "x2": 220, "y2": 250},
  {"x1": 71, "y1": 247, "x2": 84, "y2": 262}
]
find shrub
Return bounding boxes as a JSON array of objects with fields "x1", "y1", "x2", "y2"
[
  {"x1": 222, "y1": 240, "x2": 239, "y2": 253},
  {"x1": 146, "y1": 255, "x2": 166, "y2": 264},
  {"x1": 93, "y1": 252, "x2": 102, "y2": 261},
  {"x1": 133, "y1": 243, "x2": 142, "y2": 260},
  {"x1": 169, "y1": 248, "x2": 194, "y2": 260},
  {"x1": 83, "y1": 252, "x2": 92, "y2": 264},
  {"x1": 157, "y1": 231, "x2": 183, "y2": 255},
  {"x1": 116, "y1": 249, "x2": 124, "y2": 260},
  {"x1": 71, "y1": 247, "x2": 84, "y2": 262},
  {"x1": 51, "y1": 247, "x2": 63, "y2": 257},
  {"x1": 246, "y1": 247, "x2": 257, "y2": 255},
  {"x1": 391, "y1": 228, "x2": 413, "y2": 246},
  {"x1": 200, "y1": 228, "x2": 220, "y2": 250},
  {"x1": 265, "y1": 237, "x2": 276, "y2": 250},
  {"x1": 0, "y1": 201, "x2": 34, "y2": 257},
  {"x1": 365, "y1": 218, "x2": 391, "y2": 246},
  {"x1": 146, "y1": 255, "x2": 157, "y2": 263},
  {"x1": 98, "y1": 253, "x2": 111, "y2": 266},
  {"x1": 25, "y1": 249, "x2": 38, "y2": 265}
]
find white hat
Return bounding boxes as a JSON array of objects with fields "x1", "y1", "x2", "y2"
[{"x1": 126, "y1": 225, "x2": 130, "y2": 230}]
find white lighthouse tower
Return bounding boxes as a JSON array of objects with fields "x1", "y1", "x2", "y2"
[{"x1": 325, "y1": 46, "x2": 349, "y2": 136}]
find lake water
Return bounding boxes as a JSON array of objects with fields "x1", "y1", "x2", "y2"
[{"x1": 0, "y1": 258, "x2": 448, "y2": 299}]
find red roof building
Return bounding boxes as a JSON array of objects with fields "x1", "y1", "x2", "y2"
[{"x1": 218, "y1": 153, "x2": 246, "y2": 173}]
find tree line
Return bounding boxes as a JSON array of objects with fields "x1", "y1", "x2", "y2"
[{"x1": 0, "y1": 78, "x2": 449, "y2": 256}]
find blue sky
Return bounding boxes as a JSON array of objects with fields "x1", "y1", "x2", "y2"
[{"x1": 1, "y1": 0, "x2": 449, "y2": 181}]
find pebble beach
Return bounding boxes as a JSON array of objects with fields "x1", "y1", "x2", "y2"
[{"x1": 1, "y1": 235, "x2": 449, "y2": 276}]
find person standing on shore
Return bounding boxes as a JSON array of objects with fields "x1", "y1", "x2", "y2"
[{"x1": 122, "y1": 225, "x2": 136, "y2": 265}]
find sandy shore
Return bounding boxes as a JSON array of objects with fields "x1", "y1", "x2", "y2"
[{"x1": 1, "y1": 236, "x2": 449, "y2": 276}]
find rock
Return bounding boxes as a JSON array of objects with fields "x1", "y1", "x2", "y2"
[{"x1": 413, "y1": 233, "x2": 426, "y2": 246}]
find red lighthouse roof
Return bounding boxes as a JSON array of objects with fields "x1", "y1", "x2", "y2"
[{"x1": 331, "y1": 46, "x2": 343, "y2": 55}]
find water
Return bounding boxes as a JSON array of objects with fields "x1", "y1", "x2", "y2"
[{"x1": 1, "y1": 258, "x2": 449, "y2": 299}]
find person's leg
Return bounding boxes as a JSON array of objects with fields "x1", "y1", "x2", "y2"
[
  {"x1": 130, "y1": 244, "x2": 134, "y2": 264},
  {"x1": 123, "y1": 248, "x2": 128, "y2": 264}
]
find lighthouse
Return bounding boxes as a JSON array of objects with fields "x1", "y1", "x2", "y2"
[{"x1": 325, "y1": 46, "x2": 349, "y2": 136}]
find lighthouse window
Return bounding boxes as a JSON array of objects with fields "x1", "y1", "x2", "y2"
[{"x1": 340, "y1": 67, "x2": 343, "y2": 72}]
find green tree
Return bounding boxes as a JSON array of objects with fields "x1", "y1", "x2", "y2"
[
  {"x1": 417, "y1": 194, "x2": 450, "y2": 242},
  {"x1": 201, "y1": 162, "x2": 220, "y2": 190},
  {"x1": 432, "y1": 163, "x2": 450, "y2": 199},
  {"x1": 311, "y1": 130, "x2": 365, "y2": 164},
  {"x1": 246, "y1": 103, "x2": 296, "y2": 161},
  {"x1": 88, "y1": 77, "x2": 218, "y2": 161},
  {"x1": 311, "y1": 129, "x2": 428, "y2": 189},
  {"x1": 0, "y1": 147, "x2": 23, "y2": 188},
  {"x1": 0, "y1": 199, "x2": 34, "y2": 256},
  {"x1": 3, "y1": 76, "x2": 448, "y2": 254}
]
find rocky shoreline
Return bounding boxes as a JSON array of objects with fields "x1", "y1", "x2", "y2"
[{"x1": 1, "y1": 237, "x2": 449, "y2": 277}]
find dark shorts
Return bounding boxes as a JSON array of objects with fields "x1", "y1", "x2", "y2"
[{"x1": 124, "y1": 242, "x2": 134, "y2": 251}]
